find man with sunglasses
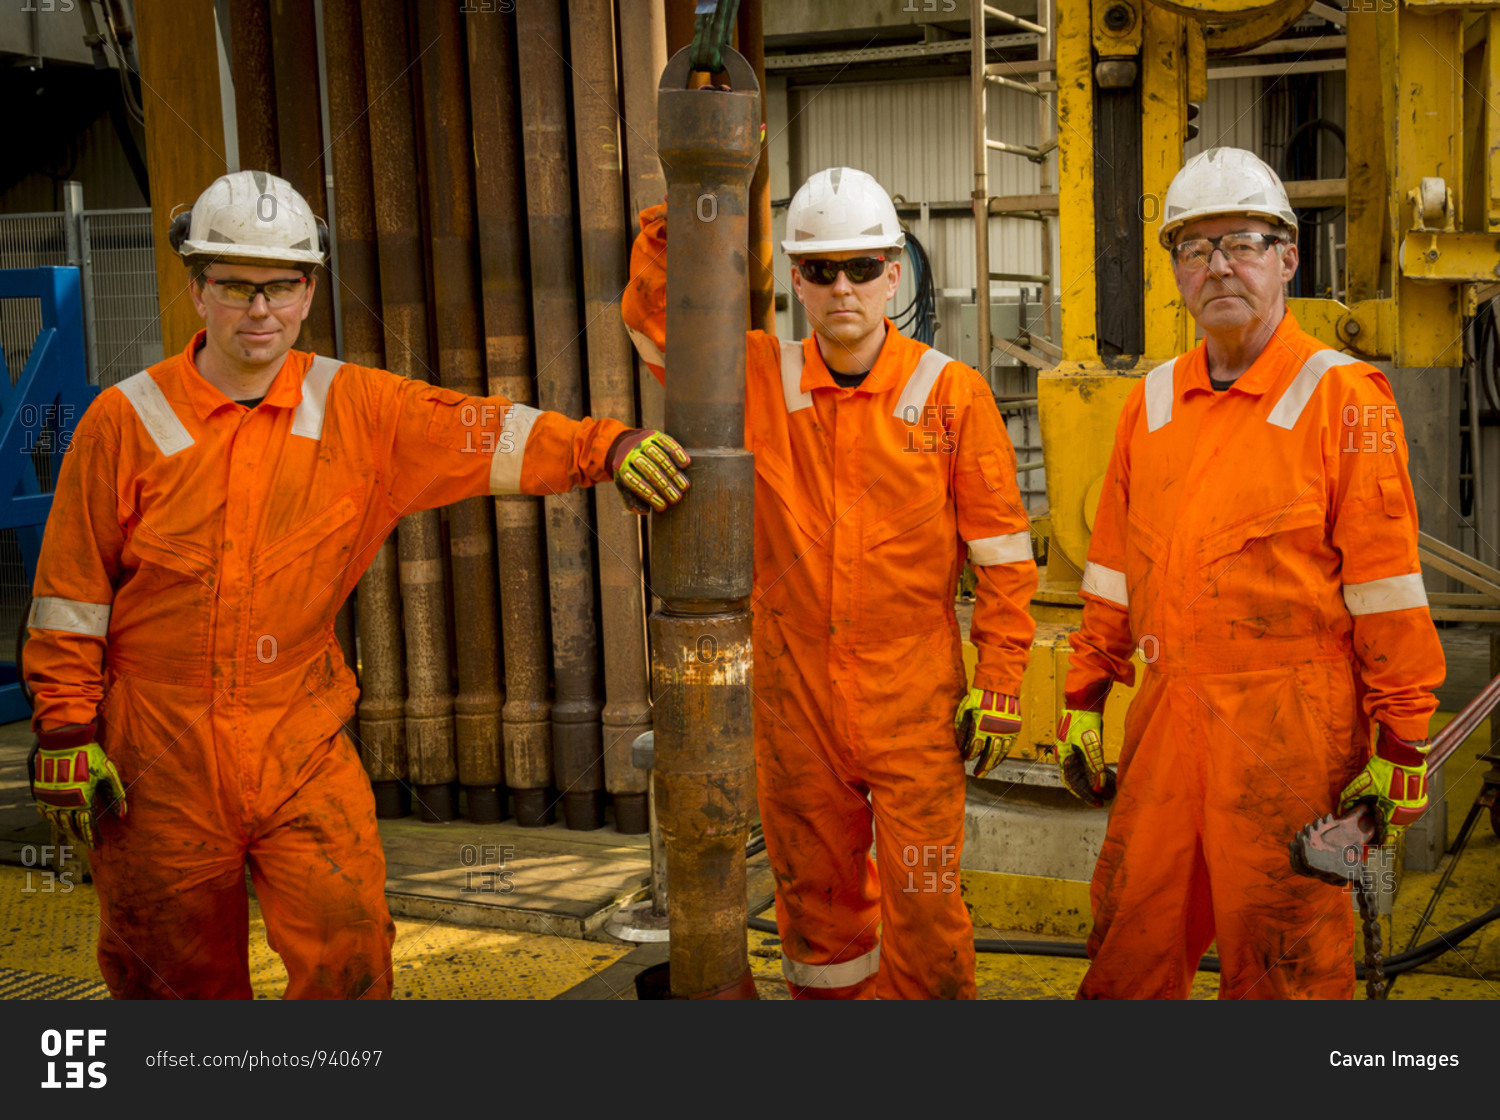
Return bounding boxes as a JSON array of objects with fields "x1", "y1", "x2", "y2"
[
  {"x1": 23, "y1": 170, "x2": 690, "y2": 999},
  {"x1": 624, "y1": 167, "x2": 1038, "y2": 998},
  {"x1": 1056, "y1": 147, "x2": 1444, "y2": 998}
]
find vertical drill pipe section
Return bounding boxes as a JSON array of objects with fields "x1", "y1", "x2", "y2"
[
  {"x1": 326, "y1": 0, "x2": 408, "y2": 819},
  {"x1": 363, "y1": 0, "x2": 456, "y2": 821},
  {"x1": 737, "y1": 0, "x2": 774, "y2": 334},
  {"x1": 414, "y1": 0, "x2": 505, "y2": 823},
  {"x1": 228, "y1": 0, "x2": 279, "y2": 174},
  {"x1": 516, "y1": 2, "x2": 607, "y2": 831},
  {"x1": 467, "y1": 5, "x2": 555, "y2": 828},
  {"x1": 620, "y1": 0, "x2": 668, "y2": 433},
  {"x1": 568, "y1": 0, "x2": 652, "y2": 835},
  {"x1": 653, "y1": 47, "x2": 759, "y2": 999},
  {"x1": 268, "y1": 0, "x2": 337, "y2": 359}
]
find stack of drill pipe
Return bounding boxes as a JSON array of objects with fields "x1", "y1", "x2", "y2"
[
  {"x1": 362, "y1": 0, "x2": 457, "y2": 822},
  {"x1": 414, "y1": 0, "x2": 506, "y2": 824},
  {"x1": 652, "y1": 47, "x2": 760, "y2": 999},
  {"x1": 567, "y1": 0, "x2": 653, "y2": 835},
  {"x1": 465, "y1": 4, "x2": 556, "y2": 829},
  {"x1": 323, "y1": 0, "x2": 408, "y2": 819},
  {"x1": 737, "y1": 0, "x2": 775, "y2": 334},
  {"x1": 515, "y1": 2, "x2": 607, "y2": 831}
]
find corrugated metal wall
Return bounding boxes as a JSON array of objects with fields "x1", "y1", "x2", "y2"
[
  {"x1": 790, "y1": 75, "x2": 1046, "y2": 331},
  {"x1": 1186, "y1": 76, "x2": 1261, "y2": 157}
]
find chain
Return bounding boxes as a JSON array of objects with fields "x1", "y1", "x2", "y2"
[{"x1": 1356, "y1": 880, "x2": 1387, "y2": 1000}]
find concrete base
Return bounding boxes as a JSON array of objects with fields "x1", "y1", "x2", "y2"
[{"x1": 962, "y1": 777, "x2": 1107, "y2": 882}]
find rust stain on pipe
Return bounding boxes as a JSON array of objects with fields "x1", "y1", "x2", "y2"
[
  {"x1": 652, "y1": 46, "x2": 761, "y2": 999},
  {"x1": 325, "y1": 0, "x2": 406, "y2": 817},
  {"x1": 738, "y1": 0, "x2": 774, "y2": 334},
  {"x1": 568, "y1": 0, "x2": 652, "y2": 835},
  {"x1": 466, "y1": 3, "x2": 555, "y2": 827},
  {"x1": 414, "y1": 0, "x2": 505, "y2": 823},
  {"x1": 228, "y1": 0, "x2": 279, "y2": 175},
  {"x1": 362, "y1": 0, "x2": 455, "y2": 820},
  {"x1": 516, "y1": 1, "x2": 606, "y2": 831}
]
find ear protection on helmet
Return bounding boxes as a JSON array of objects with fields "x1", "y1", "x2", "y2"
[{"x1": 168, "y1": 208, "x2": 192, "y2": 255}]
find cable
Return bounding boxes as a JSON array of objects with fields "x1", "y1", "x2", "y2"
[
  {"x1": 891, "y1": 228, "x2": 936, "y2": 346},
  {"x1": 746, "y1": 903, "x2": 1500, "y2": 980}
]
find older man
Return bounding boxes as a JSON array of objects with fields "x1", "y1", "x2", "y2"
[
  {"x1": 1055, "y1": 148, "x2": 1445, "y2": 999},
  {"x1": 25, "y1": 171, "x2": 688, "y2": 999}
]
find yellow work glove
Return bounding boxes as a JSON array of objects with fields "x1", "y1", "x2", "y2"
[
  {"x1": 29, "y1": 724, "x2": 127, "y2": 849},
  {"x1": 1338, "y1": 725, "x2": 1430, "y2": 844},
  {"x1": 954, "y1": 688, "x2": 1022, "y2": 779},
  {"x1": 1054, "y1": 709, "x2": 1115, "y2": 807},
  {"x1": 608, "y1": 429, "x2": 692, "y2": 515}
]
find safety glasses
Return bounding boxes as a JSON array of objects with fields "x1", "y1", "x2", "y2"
[
  {"x1": 202, "y1": 276, "x2": 310, "y2": 308},
  {"x1": 1170, "y1": 232, "x2": 1286, "y2": 271},
  {"x1": 795, "y1": 256, "x2": 888, "y2": 285}
]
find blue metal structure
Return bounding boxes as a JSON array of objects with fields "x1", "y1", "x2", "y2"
[{"x1": 0, "y1": 267, "x2": 100, "y2": 723}]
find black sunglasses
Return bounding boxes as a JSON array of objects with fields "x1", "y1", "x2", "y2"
[{"x1": 796, "y1": 256, "x2": 888, "y2": 285}]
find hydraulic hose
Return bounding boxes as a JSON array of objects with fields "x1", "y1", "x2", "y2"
[{"x1": 745, "y1": 903, "x2": 1500, "y2": 979}]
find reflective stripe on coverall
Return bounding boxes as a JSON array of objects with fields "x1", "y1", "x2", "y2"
[
  {"x1": 1066, "y1": 312, "x2": 1445, "y2": 999},
  {"x1": 625, "y1": 204, "x2": 1038, "y2": 998},
  {"x1": 24, "y1": 334, "x2": 626, "y2": 999}
]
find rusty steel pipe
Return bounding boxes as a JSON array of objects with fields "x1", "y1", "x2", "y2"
[
  {"x1": 619, "y1": 0, "x2": 668, "y2": 435},
  {"x1": 737, "y1": 0, "x2": 774, "y2": 334},
  {"x1": 267, "y1": 0, "x2": 336, "y2": 358},
  {"x1": 516, "y1": 2, "x2": 607, "y2": 831},
  {"x1": 466, "y1": 5, "x2": 555, "y2": 828},
  {"x1": 651, "y1": 47, "x2": 760, "y2": 1000},
  {"x1": 567, "y1": 0, "x2": 652, "y2": 835},
  {"x1": 325, "y1": 0, "x2": 408, "y2": 819},
  {"x1": 363, "y1": 0, "x2": 456, "y2": 822},
  {"x1": 228, "y1": 0, "x2": 279, "y2": 174},
  {"x1": 414, "y1": 0, "x2": 506, "y2": 823}
]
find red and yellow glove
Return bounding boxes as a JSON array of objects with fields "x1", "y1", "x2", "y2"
[
  {"x1": 608, "y1": 429, "x2": 692, "y2": 515},
  {"x1": 1338, "y1": 725, "x2": 1429, "y2": 843},
  {"x1": 1054, "y1": 709, "x2": 1115, "y2": 807},
  {"x1": 955, "y1": 688, "x2": 1022, "y2": 779},
  {"x1": 29, "y1": 723, "x2": 127, "y2": 849}
]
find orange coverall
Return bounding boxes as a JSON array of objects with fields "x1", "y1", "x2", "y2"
[
  {"x1": 1066, "y1": 312, "x2": 1445, "y2": 999},
  {"x1": 24, "y1": 333, "x2": 626, "y2": 999},
  {"x1": 625, "y1": 204, "x2": 1038, "y2": 998}
]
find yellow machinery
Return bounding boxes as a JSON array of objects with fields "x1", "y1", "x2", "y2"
[{"x1": 988, "y1": 0, "x2": 1500, "y2": 764}]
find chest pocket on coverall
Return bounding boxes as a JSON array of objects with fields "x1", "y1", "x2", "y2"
[{"x1": 1191, "y1": 498, "x2": 1326, "y2": 643}]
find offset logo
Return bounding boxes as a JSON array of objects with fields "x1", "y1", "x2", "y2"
[{"x1": 40, "y1": 1029, "x2": 107, "y2": 1089}]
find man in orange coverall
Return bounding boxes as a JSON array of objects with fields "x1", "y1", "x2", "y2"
[
  {"x1": 23, "y1": 171, "x2": 689, "y2": 999},
  {"x1": 1055, "y1": 148, "x2": 1445, "y2": 999},
  {"x1": 624, "y1": 167, "x2": 1038, "y2": 998}
]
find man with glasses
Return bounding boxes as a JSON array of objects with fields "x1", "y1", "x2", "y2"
[
  {"x1": 24, "y1": 170, "x2": 689, "y2": 999},
  {"x1": 624, "y1": 167, "x2": 1038, "y2": 998},
  {"x1": 1055, "y1": 147, "x2": 1444, "y2": 998}
]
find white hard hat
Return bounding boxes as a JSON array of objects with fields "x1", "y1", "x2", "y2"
[
  {"x1": 171, "y1": 170, "x2": 326, "y2": 267},
  {"x1": 1158, "y1": 147, "x2": 1297, "y2": 249},
  {"x1": 781, "y1": 167, "x2": 905, "y2": 255}
]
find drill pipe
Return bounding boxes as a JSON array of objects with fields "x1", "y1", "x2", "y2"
[
  {"x1": 267, "y1": 0, "x2": 336, "y2": 358},
  {"x1": 363, "y1": 0, "x2": 457, "y2": 822},
  {"x1": 516, "y1": 1, "x2": 607, "y2": 831},
  {"x1": 568, "y1": 0, "x2": 652, "y2": 835},
  {"x1": 466, "y1": 5, "x2": 555, "y2": 827},
  {"x1": 652, "y1": 47, "x2": 760, "y2": 1000},
  {"x1": 619, "y1": 0, "x2": 668, "y2": 446},
  {"x1": 414, "y1": 0, "x2": 506, "y2": 823},
  {"x1": 737, "y1": 0, "x2": 774, "y2": 334},
  {"x1": 227, "y1": 0, "x2": 279, "y2": 174},
  {"x1": 325, "y1": 0, "x2": 408, "y2": 819}
]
